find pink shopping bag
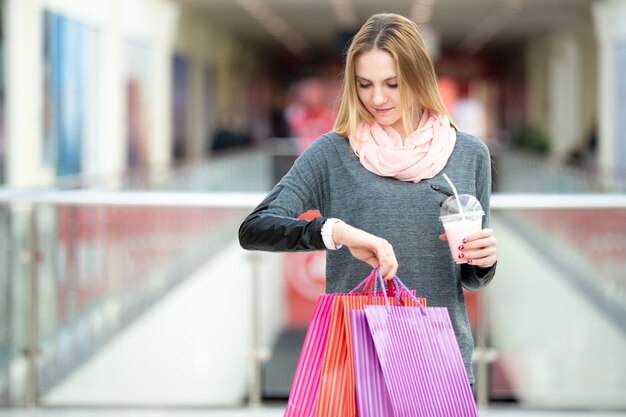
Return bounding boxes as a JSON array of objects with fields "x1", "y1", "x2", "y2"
[
  {"x1": 363, "y1": 273, "x2": 478, "y2": 417},
  {"x1": 285, "y1": 272, "x2": 377, "y2": 417},
  {"x1": 284, "y1": 293, "x2": 335, "y2": 417}
]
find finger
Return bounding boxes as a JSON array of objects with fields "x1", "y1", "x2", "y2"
[
  {"x1": 386, "y1": 262, "x2": 398, "y2": 281},
  {"x1": 464, "y1": 228, "x2": 494, "y2": 242},
  {"x1": 462, "y1": 236, "x2": 497, "y2": 250},
  {"x1": 463, "y1": 247, "x2": 497, "y2": 262},
  {"x1": 464, "y1": 241, "x2": 497, "y2": 255},
  {"x1": 380, "y1": 261, "x2": 398, "y2": 281},
  {"x1": 439, "y1": 233, "x2": 447, "y2": 241},
  {"x1": 376, "y1": 243, "x2": 395, "y2": 262},
  {"x1": 377, "y1": 249, "x2": 397, "y2": 281},
  {"x1": 467, "y1": 254, "x2": 497, "y2": 268}
]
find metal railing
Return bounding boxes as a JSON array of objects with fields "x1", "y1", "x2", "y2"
[{"x1": 492, "y1": 149, "x2": 626, "y2": 193}]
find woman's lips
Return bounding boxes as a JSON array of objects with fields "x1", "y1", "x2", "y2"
[{"x1": 374, "y1": 107, "x2": 393, "y2": 114}]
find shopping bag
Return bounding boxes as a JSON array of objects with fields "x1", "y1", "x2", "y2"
[
  {"x1": 315, "y1": 272, "x2": 425, "y2": 417},
  {"x1": 364, "y1": 273, "x2": 478, "y2": 417},
  {"x1": 350, "y1": 309, "x2": 394, "y2": 417},
  {"x1": 284, "y1": 272, "x2": 378, "y2": 417},
  {"x1": 284, "y1": 293, "x2": 335, "y2": 417},
  {"x1": 314, "y1": 294, "x2": 355, "y2": 417}
]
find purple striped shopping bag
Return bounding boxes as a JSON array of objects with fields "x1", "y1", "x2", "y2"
[
  {"x1": 350, "y1": 309, "x2": 394, "y2": 417},
  {"x1": 363, "y1": 300, "x2": 478, "y2": 417},
  {"x1": 284, "y1": 293, "x2": 335, "y2": 417}
]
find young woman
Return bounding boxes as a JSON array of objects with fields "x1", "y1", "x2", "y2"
[{"x1": 239, "y1": 12, "x2": 497, "y2": 388}]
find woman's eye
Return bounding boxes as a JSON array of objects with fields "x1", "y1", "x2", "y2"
[
  {"x1": 388, "y1": 84, "x2": 398, "y2": 89},
  {"x1": 358, "y1": 83, "x2": 371, "y2": 89}
]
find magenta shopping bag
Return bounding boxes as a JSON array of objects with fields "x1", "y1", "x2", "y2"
[
  {"x1": 364, "y1": 274, "x2": 478, "y2": 417},
  {"x1": 285, "y1": 271, "x2": 379, "y2": 417},
  {"x1": 284, "y1": 294, "x2": 335, "y2": 417},
  {"x1": 350, "y1": 309, "x2": 394, "y2": 417}
]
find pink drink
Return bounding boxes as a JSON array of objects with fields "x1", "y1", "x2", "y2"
[
  {"x1": 441, "y1": 215, "x2": 483, "y2": 264},
  {"x1": 439, "y1": 192, "x2": 484, "y2": 264}
]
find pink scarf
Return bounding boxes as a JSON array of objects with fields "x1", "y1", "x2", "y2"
[{"x1": 349, "y1": 110, "x2": 456, "y2": 183}]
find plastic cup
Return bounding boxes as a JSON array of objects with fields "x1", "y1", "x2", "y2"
[{"x1": 439, "y1": 194, "x2": 484, "y2": 264}]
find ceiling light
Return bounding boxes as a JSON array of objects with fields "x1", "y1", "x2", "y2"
[
  {"x1": 236, "y1": 0, "x2": 307, "y2": 55},
  {"x1": 411, "y1": 0, "x2": 438, "y2": 24},
  {"x1": 330, "y1": 0, "x2": 357, "y2": 29},
  {"x1": 461, "y1": 0, "x2": 524, "y2": 54}
]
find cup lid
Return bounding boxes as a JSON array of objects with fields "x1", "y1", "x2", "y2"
[
  {"x1": 439, "y1": 212, "x2": 484, "y2": 222},
  {"x1": 440, "y1": 194, "x2": 484, "y2": 217}
]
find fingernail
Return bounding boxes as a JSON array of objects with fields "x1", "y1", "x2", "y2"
[
  {"x1": 458, "y1": 245, "x2": 464, "y2": 251},
  {"x1": 468, "y1": 259, "x2": 473, "y2": 264},
  {"x1": 462, "y1": 238, "x2": 468, "y2": 244},
  {"x1": 458, "y1": 253, "x2": 464, "y2": 259}
]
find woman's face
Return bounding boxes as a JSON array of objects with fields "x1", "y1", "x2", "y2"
[{"x1": 355, "y1": 48, "x2": 409, "y2": 137}]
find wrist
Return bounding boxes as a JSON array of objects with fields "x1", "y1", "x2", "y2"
[
  {"x1": 321, "y1": 218, "x2": 344, "y2": 250},
  {"x1": 331, "y1": 220, "x2": 348, "y2": 248}
]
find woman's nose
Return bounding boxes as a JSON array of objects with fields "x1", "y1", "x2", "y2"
[{"x1": 373, "y1": 88, "x2": 386, "y2": 106}]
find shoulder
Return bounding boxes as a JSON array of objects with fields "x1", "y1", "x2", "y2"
[
  {"x1": 302, "y1": 130, "x2": 351, "y2": 158},
  {"x1": 455, "y1": 131, "x2": 490, "y2": 155},
  {"x1": 291, "y1": 131, "x2": 349, "y2": 173},
  {"x1": 453, "y1": 131, "x2": 492, "y2": 164},
  {"x1": 315, "y1": 130, "x2": 349, "y2": 148}
]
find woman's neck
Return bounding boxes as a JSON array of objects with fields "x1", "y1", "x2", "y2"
[{"x1": 396, "y1": 108, "x2": 423, "y2": 142}]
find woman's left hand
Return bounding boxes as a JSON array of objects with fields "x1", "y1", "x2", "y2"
[{"x1": 439, "y1": 228, "x2": 497, "y2": 269}]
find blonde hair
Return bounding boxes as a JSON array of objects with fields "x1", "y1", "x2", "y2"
[{"x1": 334, "y1": 13, "x2": 456, "y2": 138}]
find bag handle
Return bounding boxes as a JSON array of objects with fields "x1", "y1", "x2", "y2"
[
  {"x1": 350, "y1": 268, "x2": 402, "y2": 298},
  {"x1": 392, "y1": 275, "x2": 427, "y2": 315},
  {"x1": 373, "y1": 267, "x2": 427, "y2": 316},
  {"x1": 348, "y1": 268, "x2": 377, "y2": 294},
  {"x1": 373, "y1": 267, "x2": 401, "y2": 307},
  {"x1": 349, "y1": 268, "x2": 393, "y2": 295}
]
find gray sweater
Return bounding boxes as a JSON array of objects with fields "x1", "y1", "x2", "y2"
[{"x1": 246, "y1": 130, "x2": 496, "y2": 383}]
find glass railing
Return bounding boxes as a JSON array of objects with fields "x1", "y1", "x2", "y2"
[
  {"x1": 0, "y1": 144, "x2": 280, "y2": 408},
  {"x1": 0, "y1": 190, "x2": 265, "y2": 407},
  {"x1": 1, "y1": 190, "x2": 625, "y2": 411},
  {"x1": 2, "y1": 143, "x2": 626, "y2": 410},
  {"x1": 476, "y1": 194, "x2": 626, "y2": 410}
]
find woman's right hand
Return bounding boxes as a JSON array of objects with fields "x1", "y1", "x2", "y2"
[{"x1": 332, "y1": 221, "x2": 398, "y2": 280}]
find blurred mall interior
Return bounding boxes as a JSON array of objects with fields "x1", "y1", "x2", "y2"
[{"x1": 0, "y1": 0, "x2": 625, "y2": 415}]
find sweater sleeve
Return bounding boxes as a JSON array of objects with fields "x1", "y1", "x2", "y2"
[
  {"x1": 238, "y1": 138, "x2": 329, "y2": 252},
  {"x1": 461, "y1": 140, "x2": 497, "y2": 291}
]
